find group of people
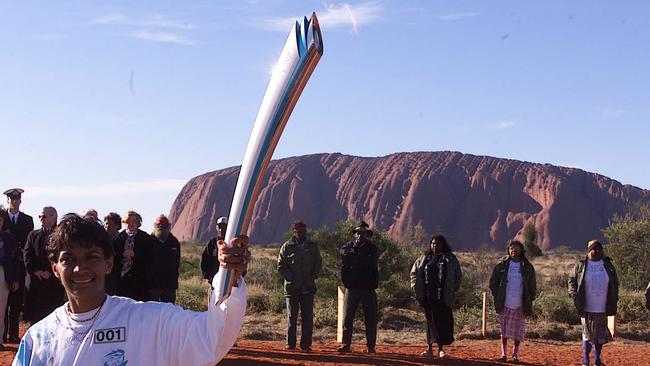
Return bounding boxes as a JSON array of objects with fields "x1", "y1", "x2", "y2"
[
  {"x1": 0, "y1": 189, "x2": 186, "y2": 348},
  {"x1": 276, "y1": 219, "x2": 648, "y2": 366},
  {"x1": 0, "y1": 188, "x2": 250, "y2": 366},
  {"x1": 1, "y1": 185, "x2": 648, "y2": 365}
]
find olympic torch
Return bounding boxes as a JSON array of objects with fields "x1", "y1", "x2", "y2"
[{"x1": 214, "y1": 13, "x2": 324, "y2": 305}]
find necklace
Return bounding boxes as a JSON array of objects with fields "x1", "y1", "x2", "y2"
[{"x1": 58, "y1": 296, "x2": 106, "y2": 342}]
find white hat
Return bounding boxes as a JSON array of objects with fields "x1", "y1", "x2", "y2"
[{"x1": 217, "y1": 217, "x2": 228, "y2": 225}]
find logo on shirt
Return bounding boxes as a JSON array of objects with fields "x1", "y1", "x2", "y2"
[
  {"x1": 95, "y1": 327, "x2": 127, "y2": 344},
  {"x1": 103, "y1": 349, "x2": 128, "y2": 366}
]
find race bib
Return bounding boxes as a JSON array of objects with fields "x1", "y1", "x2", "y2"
[{"x1": 94, "y1": 327, "x2": 127, "y2": 343}]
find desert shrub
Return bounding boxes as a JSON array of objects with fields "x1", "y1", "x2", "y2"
[
  {"x1": 313, "y1": 299, "x2": 337, "y2": 328},
  {"x1": 176, "y1": 276, "x2": 208, "y2": 311},
  {"x1": 522, "y1": 221, "x2": 543, "y2": 257},
  {"x1": 533, "y1": 290, "x2": 580, "y2": 325},
  {"x1": 179, "y1": 256, "x2": 201, "y2": 279},
  {"x1": 603, "y1": 205, "x2": 650, "y2": 290},
  {"x1": 247, "y1": 283, "x2": 272, "y2": 312},
  {"x1": 246, "y1": 256, "x2": 283, "y2": 288},
  {"x1": 377, "y1": 273, "x2": 414, "y2": 308},
  {"x1": 617, "y1": 290, "x2": 649, "y2": 323}
]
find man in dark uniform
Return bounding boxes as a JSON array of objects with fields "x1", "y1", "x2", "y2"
[
  {"x1": 23, "y1": 206, "x2": 65, "y2": 324},
  {"x1": 2, "y1": 188, "x2": 34, "y2": 343},
  {"x1": 148, "y1": 215, "x2": 181, "y2": 303},
  {"x1": 112, "y1": 210, "x2": 152, "y2": 301},
  {"x1": 338, "y1": 221, "x2": 379, "y2": 354},
  {"x1": 201, "y1": 216, "x2": 228, "y2": 283},
  {"x1": 0, "y1": 209, "x2": 20, "y2": 350}
]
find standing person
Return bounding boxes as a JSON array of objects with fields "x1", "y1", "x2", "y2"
[
  {"x1": 0, "y1": 209, "x2": 20, "y2": 350},
  {"x1": 148, "y1": 215, "x2": 181, "y2": 303},
  {"x1": 23, "y1": 207, "x2": 65, "y2": 325},
  {"x1": 3, "y1": 188, "x2": 34, "y2": 344},
  {"x1": 410, "y1": 234, "x2": 462, "y2": 359},
  {"x1": 277, "y1": 221, "x2": 322, "y2": 352},
  {"x1": 13, "y1": 214, "x2": 249, "y2": 366},
  {"x1": 568, "y1": 240, "x2": 619, "y2": 366},
  {"x1": 489, "y1": 240, "x2": 537, "y2": 364},
  {"x1": 201, "y1": 217, "x2": 228, "y2": 283},
  {"x1": 103, "y1": 212, "x2": 122, "y2": 240},
  {"x1": 103, "y1": 213, "x2": 122, "y2": 296},
  {"x1": 112, "y1": 211, "x2": 152, "y2": 301},
  {"x1": 337, "y1": 221, "x2": 379, "y2": 354}
]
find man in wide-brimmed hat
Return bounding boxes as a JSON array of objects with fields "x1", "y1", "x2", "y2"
[
  {"x1": 338, "y1": 220, "x2": 379, "y2": 354},
  {"x1": 2, "y1": 188, "x2": 34, "y2": 343}
]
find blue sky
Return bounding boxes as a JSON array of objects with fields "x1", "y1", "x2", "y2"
[{"x1": 1, "y1": 1, "x2": 648, "y2": 232}]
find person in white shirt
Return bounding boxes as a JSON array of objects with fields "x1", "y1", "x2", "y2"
[
  {"x1": 489, "y1": 240, "x2": 537, "y2": 364},
  {"x1": 568, "y1": 240, "x2": 619, "y2": 366},
  {"x1": 13, "y1": 213, "x2": 250, "y2": 366}
]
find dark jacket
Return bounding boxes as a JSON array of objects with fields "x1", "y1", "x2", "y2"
[
  {"x1": 148, "y1": 233, "x2": 181, "y2": 290},
  {"x1": 4, "y1": 211, "x2": 34, "y2": 282},
  {"x1": 112, "y1": 229, "x2": 153, "y2": 301},
  {"x1": 410, "y1": 251, "x2": 462, "y2": 308},
  {"x1": 201, "y1": 237, "x2": 221, "y2": 282},
  {"x1": 23, "y1": 227, "x2": 65, "y2": 323},
  {"x1": 340, "y1": 240, "x2": 379, "y2": 290},
  {"x1": 277, "y1": 237, "x2": 322, "y2": 296},
  {"x1": 489, "y1": 256, "x2": 537, "y2": 316},
  {"x1": 0, "y1": 231, "x2": 18, "y2": 285},
  {"x1": 568, "y1": 257, "x2": 619, "y2": 316}
]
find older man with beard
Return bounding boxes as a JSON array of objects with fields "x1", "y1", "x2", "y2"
[
  {"x1": 147, "y1": 215, "x2": 181, "y2": 303},
  {"x1": 23, "y1": 207, "x2": 65, "y2": 325}
]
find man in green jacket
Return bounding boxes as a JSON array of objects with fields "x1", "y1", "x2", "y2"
[{"x1": 277, "y1": 221, "x2": 322, "y2": 352}]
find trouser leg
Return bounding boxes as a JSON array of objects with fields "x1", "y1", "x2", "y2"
[
  {"x1": 286, "y1": 296, "x2": 299, "y2": 347},
  {"x1": 361, "y1": 289, "x2": 377, "y2": 349},
  {"x1": 299, "y1": 293, "x2": 314, "y2": 349},
  {"x1": 0, "y1": 268, "x2": 8, "y2": 341},
  {"x1": 423, "y1": 305, "x2": 437, "y2": 346},
  {"x1": 342, "y1": 289, "x2": 362, "y2": 346}
]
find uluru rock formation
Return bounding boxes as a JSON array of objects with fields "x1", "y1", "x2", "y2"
[{"x1": 169, "y1": 152, "x2": 650, "y2": 250}]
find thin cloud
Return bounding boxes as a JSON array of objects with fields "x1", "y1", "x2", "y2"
[
  {"x1": 260, "y1": 1, "x2": 382, "y2": 34},
  {"x1": 600, "y1": 108, "x2": 625, "y2": 119},
  {"x1": 436, "y1": 12, "x2": 480, "y2": 21},
  {"x1": 89, "y1": 13, "x2": 194, "y2": 30},
  {"x1": 30, "y1": 33, "x2": 67, "y2": 41},
  {"x1": 495, "y1": 120, "x2": 516, "y2": 130},
  {"x1": 128, "y1": 30, "x2": 197, "y2": 45},
  {"x1": 25, "y1": 179, "x2": 186, "y2": 198}
]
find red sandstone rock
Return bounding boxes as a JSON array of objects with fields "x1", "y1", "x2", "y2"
[{"x1": 169, "y1": 152, "x2": 650, "y2": 250}]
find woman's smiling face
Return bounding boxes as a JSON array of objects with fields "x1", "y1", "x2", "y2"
[{"x1": 52, "y1": 243, "x2": 113, "y2": 311}]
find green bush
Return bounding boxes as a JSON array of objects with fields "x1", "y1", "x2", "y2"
[
  {"x1": 617, "y1": 290, "x2": 649, "y2": 323},
  {"x1": 533, "y1": 290, "x2": 580, "y2": 325},
  {"x1": 313, "y1": 299, "x2": 337, "y2": 328},
  {"x1": 176, "y1": 276, "x2": 208, "y2": 311}
]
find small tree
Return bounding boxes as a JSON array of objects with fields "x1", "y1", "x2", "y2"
[
  {"x1": 603, "y1": 205, "x2": 650, "y2": 290},
  {"x1": 522, "y1": 221, "x2": 543, "y2": 257}
]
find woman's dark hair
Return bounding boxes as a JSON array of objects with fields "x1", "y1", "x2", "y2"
[
  {"x1": 507, "y1": 239, "x2": 527, "y2": 260},
  {"x1": 429, "y1": 234, "x2": 452, "y2": 253},
  {"x1": 104, "y1": 212, "x2": 122, "y2": 227},
  {"x1": 47, "y1": 213, "x2": 115, "y2": 262}
]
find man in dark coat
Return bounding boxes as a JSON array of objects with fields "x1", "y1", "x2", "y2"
[
  {"x1": 3, "y1": 188, "x2": 34, "y2": 343},
  {"x1": 277, "y1": 221, "x2": 322, "y2": 351},
  {"x1": 112, "y1": 211, "x2": 152, "y2": 301},
  {"x1": 148, "y1": 215, "x2": 181, "y2": 303},
  {"x1": 23, "y1": 206, "x2": 65, "y2": 324},
  {"x1": 0, "y1": 209, "x2": 20, "y2": 350},
  {"x1": 338, "y1": 221, "x2": 379, "y2": 354},
  {"x1": 201, "y1": 216, "x2": 228, "y2": 283}
]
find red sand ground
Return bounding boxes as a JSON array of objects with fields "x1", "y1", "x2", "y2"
[{"x1": 2, "y1": 326, "x2": 648, "y2": 366}]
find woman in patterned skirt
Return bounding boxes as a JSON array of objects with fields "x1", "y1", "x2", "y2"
[{"x1": 489, "y1": 240, "x2": 537, "y2": 364}]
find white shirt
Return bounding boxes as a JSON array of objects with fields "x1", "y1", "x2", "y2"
[
  {"x1": 584, "y1": 260, "x2": 609, "y2": 313},
  {"x1": 8, "y1": 212, "x2": 19, "y2": 224},
  {"x1": 13, "y1": 276, "x2": 246, "y2": 366},
  {"x1": 505, "y1": 261, "x2": 523, "y2": 309}
]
